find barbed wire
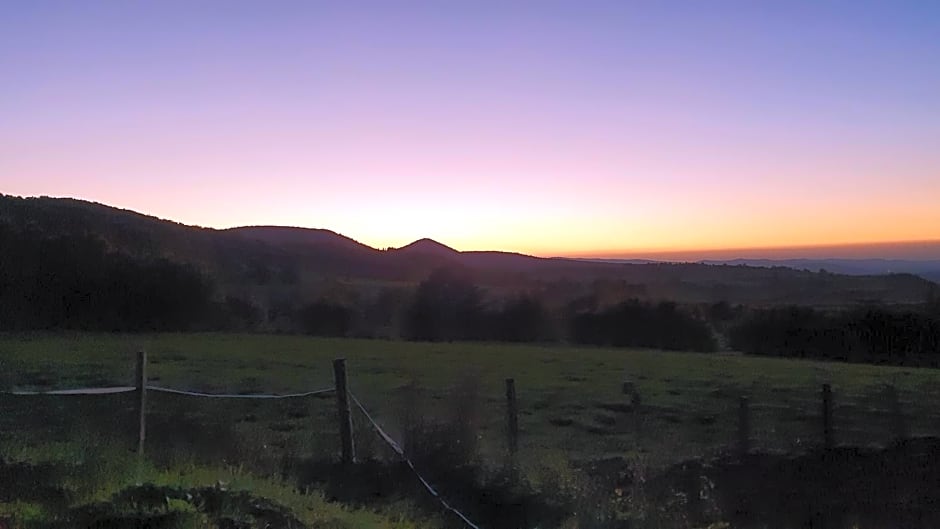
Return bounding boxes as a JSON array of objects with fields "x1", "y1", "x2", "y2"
[{"x1": 349, "y1": 391, "x2": 482, "y2": 529}]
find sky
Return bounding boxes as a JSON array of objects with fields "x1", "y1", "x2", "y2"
[{"x1": 2, "y1": 1, "x2": 939, "y2": 258}]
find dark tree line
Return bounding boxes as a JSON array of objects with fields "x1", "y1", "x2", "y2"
[
  {"x1": 728, "y1": 305, "x2": 940, "y2": 365},
  {"x1": 295, "y1": 301, "x2": 352, "y2": 337},
  {"x1": 0, "y1": 226, "x2": 215, "y2": 331},
  {"x1": 399, "y1": 267, "x2": 715, "y2": 350},
  {"x1": 570, "y1": 300, "x2": 718, "y2": 351},
  {"x1": 0, "y1": 225, "x2": 356, "y2": 334},
  {"x1": 402, "y1": 267, "x2": 549, "y2": 342},
  {"x1": 0, "y1": 233, "x2": 722, "y2": 353},
  {"x1": 5, "y1": 227, "x2": 937, "y2": 366}
]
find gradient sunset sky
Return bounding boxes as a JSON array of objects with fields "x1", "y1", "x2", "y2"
[{"x1": 2, "y1": 1, "x2": 939, "y2": 257}]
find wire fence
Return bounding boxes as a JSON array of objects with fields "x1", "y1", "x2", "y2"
[
  {"x1": 8, "y1": 386, "x2": 137, "y2": 395},
  {"x1": 146, "y1": 386, "x2": 335, "y2": 399},
  {"x1": 350, "y1": 392, "x2": 482, "y2": 529},
  {"x1": 6, "y1": 353, "x2": 940, "y2": 529},
  {"x1": 0, "y1": 356, "x2": 483, "y2": 529}
]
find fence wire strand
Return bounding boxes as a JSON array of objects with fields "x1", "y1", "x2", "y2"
[
  {"x1": 146, "y1": 386, "x2": 334, "y2": 399},
  {"x1": 2, "y1": 386, "x2": 335, "y2": 399},
  {"x1": 2, "y1": 386, "x2": 137, "y2": 395},
  {"x1": 349, "y1": 391, "x2": 482, "y2": 529}
]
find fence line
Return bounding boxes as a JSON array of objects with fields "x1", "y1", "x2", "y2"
[
  {"x1": 1, "y1": 386, "x2": 335, "y2": 399},
  {"x1": 146, "y1": 386, "x2": 334, "y2": 399},
  {"x1": 0, "y1": 365, "x2": 482, "y2": 529},
  {"x1": 349, "y1": 392, "x2": 482, "y2": 529},
  {"x1": 3, "y1": 386, "x2": 137, "y2": 395},
  {"x1": 5, "y1": 354, "x2": 935, "y2": 529}
]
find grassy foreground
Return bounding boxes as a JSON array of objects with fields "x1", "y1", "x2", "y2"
[{"x1": 3, "y1": 333, "x2": 940, "y2": 527}]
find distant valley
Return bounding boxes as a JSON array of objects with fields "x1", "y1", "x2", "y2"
[{"x1": 584, "y1": 258, "x2": 940, "y2": 283}]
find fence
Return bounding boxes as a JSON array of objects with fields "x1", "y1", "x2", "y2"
[
  {"x1": 1, "y1": 352, "x2": 482, "y2": 529},
  {"x1": 4, "y1": 351, "x2": 940, "y2": 529}
]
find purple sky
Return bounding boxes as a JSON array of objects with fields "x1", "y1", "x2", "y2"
[{"x1": 2, "y1": 1, "x2": 939, "y2": 256}]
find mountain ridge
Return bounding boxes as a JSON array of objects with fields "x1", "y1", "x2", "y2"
[
  {"x1": 225, "y1": 225, "x2": 377, "y2": 254},
  {"x1": 1, "y1": 194, "x2": 936, "y2": 306}
]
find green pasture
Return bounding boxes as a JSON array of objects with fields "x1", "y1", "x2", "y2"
[
  {"x1": 3, "y1": 333, "x2": 940, "y2": 467},
  {"x1": 5, "y1": 333, "x2": 940, "y2": 527}
]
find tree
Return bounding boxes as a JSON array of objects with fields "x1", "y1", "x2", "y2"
[
  {"x1": 569, "y1": 299, "x2": 717, "y2": 351},
  {"x1": 295, "y1": 301, "x2": 352, "y2": 337},
  {"x1": 404, "y1": 267, "x2": 485, "y2": 341},
  {"x1": 492, "y1": 295, "x2": 548, "y2": 342}
]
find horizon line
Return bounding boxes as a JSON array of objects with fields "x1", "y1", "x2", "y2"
[
  {"x1": 561, "y1": 239, "x2": 940, "y2": 261},
  {"x1": 8, "y1": 193, "x2": 940, "y2": 260}
]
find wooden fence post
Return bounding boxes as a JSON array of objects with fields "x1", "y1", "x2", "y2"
[
  {"x1": 333, "y1": 358, "x2": 355, "y2": 464},
  {"x1": 737, "y1": 396, "x2": 750, "y2": 457},
  {"x1": 822, "y1": 384, "x2": 833, "y2": 450},
  {"x1": 136, "y1": 350, "x2": 147, "y2": 456},
  {"x1": 506, "y1": 378, "x2": 519, "y2": 455}
]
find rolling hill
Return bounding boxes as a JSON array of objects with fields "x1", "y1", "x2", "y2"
[{"x1": 1, "y1": 194, "x2": 936, "y2": 307}]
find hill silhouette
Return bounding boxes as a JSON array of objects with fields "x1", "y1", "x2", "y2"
[
  {"x1": 226, "y1": 226, "x2": 374, "y2": 253},
  {"x1": 0, "y1": 194, "x2": 935, "y2": 306},
  {"x1": 393, "y1": 237, "x2": 460, "y2": 256}
]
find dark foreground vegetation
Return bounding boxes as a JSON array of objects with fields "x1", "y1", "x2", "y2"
[
  {"x1": 642, "y1": 438, "x2": 940, "y2": 529},
  {"x1": 9, "y1": 437, "x2": 940, "y2": 529}
]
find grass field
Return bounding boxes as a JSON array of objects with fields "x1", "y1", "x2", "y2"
[
  {"x1": 3, "y1": 333, "x2": 940, "y2": 462},
  {"x1": 4, "y1": 333, "x2": 940, "y2": 527}
]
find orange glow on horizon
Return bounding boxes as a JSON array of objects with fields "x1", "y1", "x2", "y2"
[
  {"x1": 556, "y1": 239, "x2": 940, "y2": 261},
  {"x1": 3, "y1": 190, "x2": 939, "y2": 260},
  {"x1": 4, "y1": 2, "x2": 940, "y2": 262}
]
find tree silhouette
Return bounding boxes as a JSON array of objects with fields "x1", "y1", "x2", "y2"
[{"x1": 404, "y1": 267, "x2": 485, "y2": 341}]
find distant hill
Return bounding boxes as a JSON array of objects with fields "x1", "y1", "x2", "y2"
[
  {"x1": 1, "y1": 194, "x2": 936, "y2": 307},
  {"x1": 226, "y1": 226, "x2": 373, "y2": 253},
  {"x1": 587, "y1": 256, "x2": 940, "y2": 284},
  {"x1": 700, "y1": 258, "x2": 940, "y2": 283},
  {"x1": 393, "y1": 237, "x2": 460, "y2": 257},
  {"x1": 589, "y1": 240, "x2": 940, "y2": 262}
]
